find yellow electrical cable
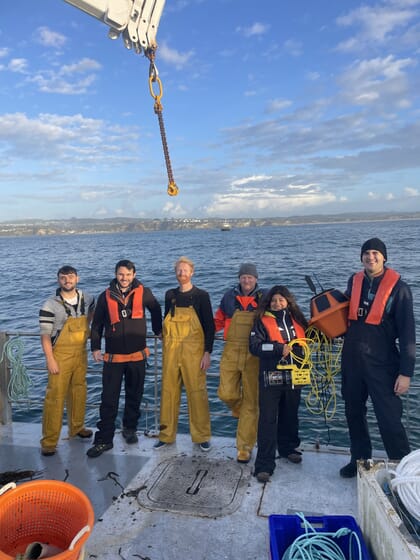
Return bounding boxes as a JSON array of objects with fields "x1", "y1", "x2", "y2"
[
  {"x1": 272, "y1": 338, "x2": 314, "y2": 386},
  {"x1": 304, "y1": 326, "x2": 343, "y2": 421}
]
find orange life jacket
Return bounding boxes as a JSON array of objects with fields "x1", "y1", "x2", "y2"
[
  {"x1": 236, "y1": 295, "x2": 259, "y2": 310},
  {"x1": 215, "y1": 293, "x2": 260, "y2": 339},
  {"x1": 261, "y1": 313, "x2": 306, "y2": 343},
  {"x1": 348, "y1": 268, "x2": 400, "y2": 325},
  {"x1": 105, "y1": 285, "x2": 144, "y2": 325}
]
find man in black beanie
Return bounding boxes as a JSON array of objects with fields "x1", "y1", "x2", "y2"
[{"x1": 340, "y1": 238, "x2": 416, "y2": 477}]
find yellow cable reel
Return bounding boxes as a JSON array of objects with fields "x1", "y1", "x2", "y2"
[{"x1": 275, "y1": 338, "x2": 313, "y2": 387}]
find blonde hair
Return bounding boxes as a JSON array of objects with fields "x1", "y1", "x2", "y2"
[{"x1": 174, "y1": 256, "x2": 195, "y2": 272}]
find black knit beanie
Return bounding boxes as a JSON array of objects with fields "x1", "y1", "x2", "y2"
[{"x1": 360, "y1": 238, "x2": 387, "y2": 261}]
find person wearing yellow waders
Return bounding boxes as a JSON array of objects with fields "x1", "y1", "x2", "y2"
[
  {"x1": 214, "y1": 263, "x2": 265, "y2": 463},
  {"x1": 154, "y1": 256, "x2": 215, "y2": 451},
  {"x1": 87, "y1": 259, "x2": 162, "y2": 458},
  {"x1": 39, "y1": 265, "x2": 95, "y2": 457}
]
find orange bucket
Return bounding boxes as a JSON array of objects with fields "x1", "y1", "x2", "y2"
[{"x1": 0, "y1": 480, "x2": 94, "y2": 559}]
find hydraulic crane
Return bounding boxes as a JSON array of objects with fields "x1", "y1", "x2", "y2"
[{"x1": 64, "y1": 0, "x2": 179, "y2": 196}]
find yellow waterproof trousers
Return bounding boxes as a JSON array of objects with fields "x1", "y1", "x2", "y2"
[
  {"x1": 41, "y1": 316, "x2": 89, "y2": 448},
  {"x1": 217, "y1": 310, "x2": 259, "y2": 452},
  {"x1": 159, "y1": 307, "x2": 211, "y2": 443}
]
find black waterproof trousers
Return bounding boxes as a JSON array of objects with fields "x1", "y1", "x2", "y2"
[
  {"x1": 254, "y1": 376, "x2": 301, "y2": 476},
  {"x1": 94, "y1": 360, "x2": 146, "y2": 445},
  {"x1": 341, "y1": 341, "x2": 410, "y2": 461}
]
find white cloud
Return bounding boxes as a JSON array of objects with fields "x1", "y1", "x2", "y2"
[
  {"x1": 405, "y1": 187, "x2": 419, "y2": 196},
  {"x1": 336, "y1": 1, "x2": 419, "y2": 50},
  {"x1": 0, "y1": 48, "x2": 9, "y2": 58},
  {"x1": 8, "y1": 58, "x2": 28, "y2": 73},
  {"x1": 29, "y1": 72, "x2": 97, "y2": 95},
  {"x1": 231, "y1": 175, "x2": 273, "y2": 188},
  {"x1": 158, "y1": 42, "x2": 194, "y2": 69},
  {"x1": 61, "y1": 58, "x2": 101, "y2": 75},
  {"x1": 306, "y1": 71, "x2": 320, "y2": 81},
  {"x1": 206, "y1": 177, "x2": 337, "y2": 217},
  {"x1": 237, "y1": 22, "x2": 270, "y2": 38},
  {"x1": 284, "y1": 39, "x2": 303, "y2": 57},
  {"x1": 27, "y1": 57, "x2": 101, "y2": 94},
  {"x1": 0, "y1": 112, "x2": 138, "y2": 163},
  {"x1": 80, "y1": 191, "x2": 104, "y2": 201},
  {"x1": 265, "y1": 98, "x2": 292, "y2": 114},
  {"x1": 338, "y1": 55, "x2": 414, "y2": 107},
  {"x1": 162, "y1": 201, "x2": 187, "y2": 216},
  {"x1": 36, "y1": 26, "x2": 67, "y2": 48}
]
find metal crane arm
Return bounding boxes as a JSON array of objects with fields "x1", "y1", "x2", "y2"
[{"x1": 64, "y1": 0, "x2": 165, "y2": 53}]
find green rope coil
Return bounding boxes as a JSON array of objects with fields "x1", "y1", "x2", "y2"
[{"x1": 0, "y1": 336, "x2": 32, "y2": 400}]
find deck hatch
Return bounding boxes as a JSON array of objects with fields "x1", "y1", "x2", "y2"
[{"x1": 138, "y1": 456, "x2": 250, "y2": 517}]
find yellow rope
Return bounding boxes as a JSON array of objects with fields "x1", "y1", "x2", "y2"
[{"x1": 304, "y1": 326, "x2": 343, "y2": 421}]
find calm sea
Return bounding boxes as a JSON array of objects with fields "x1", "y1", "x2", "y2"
[{"x1": 0, "y1": 220, "x2": 419, "y2": 449}]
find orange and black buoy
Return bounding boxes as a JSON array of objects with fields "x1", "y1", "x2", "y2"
[{"x1": 308, "y1": 288, "x2": 349, "y2": 339}]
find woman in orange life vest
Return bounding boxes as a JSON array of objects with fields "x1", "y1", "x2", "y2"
[{"x1": 249, "y1": 286, "x2": 308, "y2": 483}]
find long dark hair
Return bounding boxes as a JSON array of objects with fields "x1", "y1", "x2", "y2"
[{"x1": 257, "y1": 285, "x2": 308, "y2": 329}]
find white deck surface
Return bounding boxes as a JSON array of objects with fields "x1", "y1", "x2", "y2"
[{"x1": 0, "y1": 422, "x2": 363, "y2": 560}]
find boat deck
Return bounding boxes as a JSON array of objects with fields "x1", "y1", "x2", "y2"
[{"x1": 0, "y1": 422, "x2": 365, "y2": 560}]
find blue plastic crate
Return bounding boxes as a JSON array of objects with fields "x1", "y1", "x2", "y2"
[{"x1": 269, "y1": 514, "x2": 372, "y2": 560}]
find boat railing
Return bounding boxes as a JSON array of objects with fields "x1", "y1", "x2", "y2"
[{"x1": 1, "y1": 331, "x2": 419, "y2": 450}]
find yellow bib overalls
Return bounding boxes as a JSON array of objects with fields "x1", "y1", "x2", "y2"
[
  {"x1": 217, "y1": 310, "x2": 259, "y2": 453},
  {"x1": 159, "y1": 306, "x2": 211, "y2": 443},
  {"x1": 41, "y1": 315, "x2": 89, "y2": 448}
]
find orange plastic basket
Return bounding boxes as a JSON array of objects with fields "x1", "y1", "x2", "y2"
[{"x1": 0, "y1": 480, "x2": 94, "y2": 560}]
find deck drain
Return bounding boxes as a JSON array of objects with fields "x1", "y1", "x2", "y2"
[{"x1": 138, "y1": 456, "x2": 250, "y2": 517}]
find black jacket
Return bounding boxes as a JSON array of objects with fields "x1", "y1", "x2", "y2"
[
  {"x1": 91, "y1": 278, "x2": 162, "y2": 354},
  {"x1": 249, "y1": 309, "x2": 303, "y2": 374},
  {"x1": 343, "y1": 269, "x2": 416, "y2": 376}
]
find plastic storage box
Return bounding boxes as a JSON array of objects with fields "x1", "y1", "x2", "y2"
[{"x1": 269, "y1": 514, "x2": 372, "y2": 560}]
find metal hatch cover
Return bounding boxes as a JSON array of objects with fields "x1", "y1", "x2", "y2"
[{"x1": 138, "y1": 456, "x2": 250, "y2": 518}]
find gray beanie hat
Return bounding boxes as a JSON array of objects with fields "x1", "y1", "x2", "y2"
[
  {"x1": 238, "y1": 263, "x2": 258, "y2": 278},
  {"x1": 360, "y1": 238, "x2": 387, "y2": 261}
]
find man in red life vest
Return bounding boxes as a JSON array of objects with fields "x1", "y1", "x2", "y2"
[
  {"x1": 340, "y1": 238, "x2": 416, "y2": 478},
  {"x1": 215, "y1": 263, "x2": 265, "y2": 464},
  {"x1": 87, "y1": 259, "x2": 162, "y2": 458}
]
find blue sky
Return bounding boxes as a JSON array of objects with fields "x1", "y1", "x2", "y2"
[{"x1": 0, "y1": 0, "x2": 419, "y2": 221}]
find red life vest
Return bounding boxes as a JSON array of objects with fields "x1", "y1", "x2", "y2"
[
  {"x1": 215, "y1": 294, "x2": 260, "y2": 339},
  {"x1": 261, "y1": 313, "x2": 306, "y2": 343},
  {"x1": 105, "y1": 285, "x2": 144, "y2": 326},
  {"x1": 348, "y1": 268, "x2": 400, "y2": 325},
  {"x1": 235, "y1": 295, "x2": 259, "y2": 310}
]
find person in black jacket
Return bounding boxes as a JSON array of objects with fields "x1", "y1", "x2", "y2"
[
  {"x1": 87, "y1": 259, "x2": 162, "y2": 458},
  {"x1": 340, "y1": 238, "x2": 416, "y2": 478},
  {"x1": 249, "y1": 286, "x2": 308, "y2": 483}
]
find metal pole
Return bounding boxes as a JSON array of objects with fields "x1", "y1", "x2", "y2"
[{"x1": 0, "y1": 332, "x2": 13, "y2": 424}]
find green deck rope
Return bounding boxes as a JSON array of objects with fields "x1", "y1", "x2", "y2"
[{"x1": 0, "y1": 336, "x2": 32, "y2": 400}]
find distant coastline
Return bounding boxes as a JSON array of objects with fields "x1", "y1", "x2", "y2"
[{"x1": 1, "y1": 212, "x2": 420, "y2": 237}]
